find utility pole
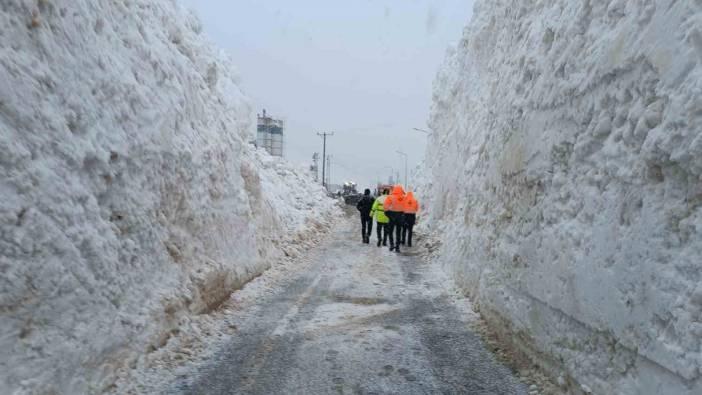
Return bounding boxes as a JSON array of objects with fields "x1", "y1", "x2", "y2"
[
  {"x1": 317, "y1": 132, "x2": 334, "y2": 188},
  {"x1": 396, "y1": 150, "x2": 408, "y2": 188},
  {"x1": 326, "y1": 155, "x2": 332, "y2": 187}
]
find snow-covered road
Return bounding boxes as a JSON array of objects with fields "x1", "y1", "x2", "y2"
[{"x1": 167, "y1": 210, "x2": 527, "y2": 394}]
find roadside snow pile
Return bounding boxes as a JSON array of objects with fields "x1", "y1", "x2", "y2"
[
  {"x1": 0, "y1": 1, "x2": 334, "y2": 394},
  {"x1": 422, "y1": 0, "x2": 702, "y2": 394},
  {"x1": 109, "y1": 193, "x2": 334, "y2": 395}
]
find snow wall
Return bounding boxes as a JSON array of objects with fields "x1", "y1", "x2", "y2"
[
  {"x1": 0, "y1": 1, "x2": 334, "y2": 393},
  {"x1": 422, "y1": 1, "x2": 702, "y2": 393}
]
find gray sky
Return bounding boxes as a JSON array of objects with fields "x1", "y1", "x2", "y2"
[{"x1": 180, "y1": 0, "x2": 473, "y2": 190}]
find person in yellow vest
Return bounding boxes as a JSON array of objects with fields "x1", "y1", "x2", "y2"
[
  {"x1": 382, "y1": 185, "x2": 406, "y2": 253},
  {"x1": 370, "y1": 188, "x2": 390, "y2": 247},
  {"x1": 401, "y1": 191, "x2": 420, "y2": 247}
]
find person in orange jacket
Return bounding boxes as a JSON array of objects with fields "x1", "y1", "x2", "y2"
[
  {"x1": 401, "y1": 191, "x2": 420, "y2": 247},
  {"x1": 382, "y1": 185, "x2": 406, "y2": 253}
]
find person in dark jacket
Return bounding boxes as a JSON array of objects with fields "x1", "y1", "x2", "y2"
[
  {"x1": 383, "y1": 185, "x2": 406, "y2": 253},
  {"x1": 356, "y1": 189, "x2": 374, "y2": 243}
]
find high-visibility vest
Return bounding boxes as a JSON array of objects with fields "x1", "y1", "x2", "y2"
[
  {"x1": 403, "y1": 198, "x2": 419, "y2": 214},
  {"x1": 383, "y1": 194, "x2": 405, "y2": 212},
  {"x1": 371, "y1": 196, "x2": 389, "y2": 223}
]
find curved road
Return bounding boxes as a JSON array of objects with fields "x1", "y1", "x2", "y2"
[{"x1": 171, "y1": 213, "x2": 526, "y2": 394}]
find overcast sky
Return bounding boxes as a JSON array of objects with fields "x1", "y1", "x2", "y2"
[{"x1": 180, "y1": 0, "x2": 473, "y2": 190}]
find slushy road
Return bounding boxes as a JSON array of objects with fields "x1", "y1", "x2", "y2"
[{"x1": 171, "y1": 212, "x2": 526, "y2": 394}]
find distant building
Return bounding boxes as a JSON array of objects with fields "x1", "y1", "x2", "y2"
[
  {"x1": 256, "y1": 109, "x2": 284, "y2": 157},
  {"x1": 310, "y1": 152, "x2": 319, "y2": 181}
]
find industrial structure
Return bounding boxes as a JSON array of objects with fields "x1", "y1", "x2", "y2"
[
  {"x1": 256, "y1": 109, "x2": 284, "y2": 157},
  {"x1": 310, "y1": 153, "x2": 319, "y2": 182}
]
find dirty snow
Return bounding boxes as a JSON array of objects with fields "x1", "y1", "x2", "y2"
[
  {"x1": 420, "y1": 0, "x2": 702, "y2": 394},
  {"x1": 156, "y1": 214, "x2": 527, "y2": 394},
  {"x1": 109, "y1": 211, "x2": 335, "y2": 394},
  {"x1": 0, "y1": 1, "x2": 334, "y2": 394}
]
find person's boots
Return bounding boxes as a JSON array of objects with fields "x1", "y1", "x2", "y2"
[{"x1": 377, "y1": 239, "x2": 381, "y2": 247}]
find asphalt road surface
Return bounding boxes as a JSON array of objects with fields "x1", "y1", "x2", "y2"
[{"x1": 170, "y1": 213, "x2": 526, "y2": 395}]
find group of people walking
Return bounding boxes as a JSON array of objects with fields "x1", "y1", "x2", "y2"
[{"x1": 356, "y1": 185, "x2": 420, "y2": 253}]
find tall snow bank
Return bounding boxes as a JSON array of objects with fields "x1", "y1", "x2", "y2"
[
  {"x1": 422, "y1": 0, "x2": 702, "y2": 393},
  {"x1": 0, "y1": 1, "x2": 334, "y2": 393}
]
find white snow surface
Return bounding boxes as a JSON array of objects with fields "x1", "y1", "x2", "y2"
[
  {"x1": 0, "y1": 1, "x2": 335, "y2": 393},
  {"x1": 421, "y1": 0, "x2": 702, "y2": 394}
]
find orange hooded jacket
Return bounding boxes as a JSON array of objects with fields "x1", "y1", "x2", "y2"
[
  {"x1": 403, "y1": 192, "x2": 419, "y2": 214},
  {"x1": 383, "y1": 185, "x2": 406, "y2": 212}
]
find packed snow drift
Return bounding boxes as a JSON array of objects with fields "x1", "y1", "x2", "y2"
[
  {"x1": 421, "y1": 0, "x2": 702, "y2": 393},
  {"x1": 0, "y1": 1, "x2": 334, "y2": 393}
]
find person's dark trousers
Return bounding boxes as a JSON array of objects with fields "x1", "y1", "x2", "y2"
[
  {"x1": 399, "y1": 216, "x2": 408, "y2": 245},
  {"x1": 386, "y1": 211, "x2": 404, "y2": 252},
  {"x1": 376, "y1": 222, "x2": 386, "y2": 246},
  {"x1": 403, "y1": 213, "x2": 416, "y2": 247},
  {"x1": 401, "y1": 222, "x2": 407, "y2": 245},
  {"x1": 360, "y1": 214, "x2": 373, "y2": 243},
  {"x1": 394, "y1": 213, "x2": 404, "y2": 250},
  {"x1": 385, "y1": 212, "x2": 397, "y2": 250}
]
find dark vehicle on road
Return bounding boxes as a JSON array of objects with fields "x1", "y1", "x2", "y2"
[{"x1": 341, "y1": 181, "x2": 363, "y2": 205}]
